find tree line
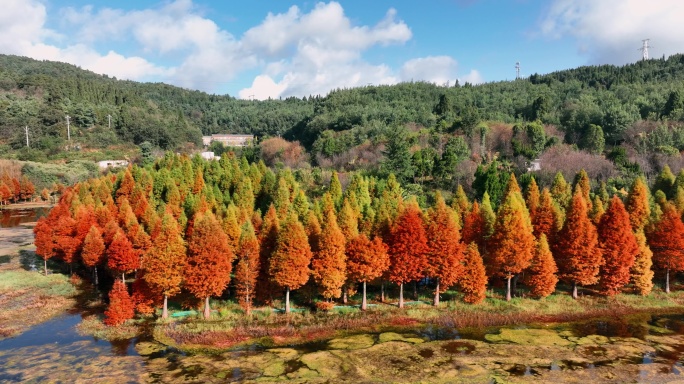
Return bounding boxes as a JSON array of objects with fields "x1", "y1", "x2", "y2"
[{"x1": 32, "y1": 153, "x2": 684, "y2": 326}]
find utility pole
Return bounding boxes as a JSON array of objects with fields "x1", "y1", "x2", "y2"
[
  {"x1": 639, "y1": 39, "x2": 650, "y2": 60},
  {"x1": 515, "y1": 62, "x2": 521, "y2": 80},
  {"x1": 24, "y1": 126, "x2": 29, "y2": 147},
  {"x1": 65, "y1": 115, "x2": 71, "y2": 141},
  {"x1": 107, "y1": 114, "x2": 111, "y2": 129}
]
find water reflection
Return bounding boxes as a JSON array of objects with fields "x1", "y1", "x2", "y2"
[{"x1": 0, "y1": 207, "x2": 49, "y2": 228}]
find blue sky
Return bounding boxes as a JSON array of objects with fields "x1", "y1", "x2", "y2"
[{"x1": 2, "y1": 0, "x2": 682, "y2": 99}]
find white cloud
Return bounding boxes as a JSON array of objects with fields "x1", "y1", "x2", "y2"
[
  {"x1": 400, "y1": 56, "x2": 458, "y2": 85},
  {"x1": 541, "y1": 0, "x2": 684, "y2": 64},
  {"x1": 2, "y1": 0, "x2": 482, "y2": 97},
  {"x1": 0, "y1": 0, "x2": 169, "y2": 81}
]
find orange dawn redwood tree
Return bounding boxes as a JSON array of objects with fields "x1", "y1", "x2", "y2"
[
  {"x1": 144, "y1": 212, "x2": 187, "y2": 318},
  {"x1": 554, "y1": 187, "x2": 602, "y2": 299},
  {"x1": 346, "y1": 234, "x2": 389, "y2": 310},
  {"x1": 256, "y1": 205, "x2": 279, "y2": 304},
  {"x1": 81, "y1": 226, "x2": 105, "y2": 285},
  {"x1": 598, "y1": 196, "x2": 639, "y2": 296},
  {"x1": 311, "y1": 195, "x2": 347, "y2": 300},
  {"x1": 269, "y1": 213, "x2": 312, "y2": 313},
  {"x1": 525, "y1": 234, "x2": 558, "y2": 298},
  {"x1": 234, "y1": 221, "x2": 260, "y2": 314},
  {"x1": 626, "y1": 177, "x2": 651, "y2": 231},
  {"x1": 107, "y1": 229, "x2": 139, "y2": 282},
  {"x1": 426, "y1": 192, "x2": 464, "y2": 306},
  {"x1": 104, "y1": 280, "x2": 135, "y2": 326},
  {"x1": 458, "y1": 243, "x2": 487, "y2": 304},
  {"x1": 34, "y1": 215, "x2": 58, "y2": 276},
  {"x1": 533, "y1": 188, "x2": 560, "y2": 242},
  {"x1": 184, "y1": 212, "x2": 234, "y2": 319},
  {"x1": 490, "y1": 174, "x2": 535, "y2": 301},
  {"x1": 648, "y1": 203, "x2": 684, "y2": 293},
  {"x1": 387, "y1": 201, "x2": 428, "y2": 308}
]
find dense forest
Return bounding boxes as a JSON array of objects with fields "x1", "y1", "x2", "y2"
[{"x1": 32, "y1": 152, "x2": 684, "y2": 325}]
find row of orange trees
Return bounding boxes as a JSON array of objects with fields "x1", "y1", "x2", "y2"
[
  {"x1": 0, "y1": 173, "x2": 36, "y2": 204},
  {"x1": 33, "y1": 153, "x2": 684, "y2": 325}
]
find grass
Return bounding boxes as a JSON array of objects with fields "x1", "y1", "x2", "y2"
[
  {"x1": 0, "y1": 268, "x2": 78, "y2": 339},
  {"x1": 151, "y1": 286, "x2": 684, "y2": 352}
]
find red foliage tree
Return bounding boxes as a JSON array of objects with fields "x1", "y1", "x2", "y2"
[
  {"x1": 458, "y1": 243, "x2": 487, "y2": 304},
  {"x1": 461, "y1": 201, "x2": 486, "y2": 249},
  {"x1": 626, "y1": 177, "x2": 651, "y2": 231},
  {"x1": 82, "y1": 226, "x2": 105, "y2": 285},
  {"x1": 387, "y1": 201, "x2": 429, "y2": 308},
  {"x1": 34, "y1": 217, "x2": 57, "y2": 275},
  {"x1": 553, "y1": 188, "x2": 602, "y2": 299},
  {"x1": 256, "y1": 205, "x2": 279, "y2": 304},
  {"x1": 346, "y1": 234, "x2": 389, "y2": 310},
  {"x1": 19, "y1": 176, "x2": 35, "y2": 201},
  {"x1": 184, "y1": 212, "x2": 234, "y2": 319},
  {"x1": 311, "y1": 196, "x2": 347, "y2": 300},
  {"x1": 525, "y1": 234, "x2": 558, "y2": 298},
  {"x1": 234, "y1": 221, "x2": 261, "y2": 314},
  {"x1": 107, "y1": 229, "x2": 139, "y2": 282},
  {"x1": 115, "y1": 168, "x2": 135, "y2": 203},
  {"x1": 426, "y1": 193, "x2": 464, "y2": 306},
  {"x1": 104, "y1": 280, "x2": 135, "y2": 326},
  {"x1": 144, "y1": 212, "x2": 187, "y2": 318},
  {"x1": 532, "y1": 188, "x2": 559, "y2": 243},
  {"x1": 489, "y1": 174, "x2": 535, "y2": 301},
  {"x1": 648, "y1": 203, "x2": 684, "y2": 293},
  {"x1": 131, "y1": 274, "x2": 161, "y2": 316},
  {"x1": 598, "y1": 196, "x2": 639, "y2": 295},
  {"x1": 269, "y1": 213, "x2": 312, "y2": 313}
]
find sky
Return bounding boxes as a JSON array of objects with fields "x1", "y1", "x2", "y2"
[{"x1": 2, "y1": 0, "x2": 683, "y2": 100}]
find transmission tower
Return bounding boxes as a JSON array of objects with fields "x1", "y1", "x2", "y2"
[
  {"x1": 515, "y1": 62, "x2": 520, "y2": 80},
  {"x1": 639, "y1": 39, "x2": 650, "y2": 60}
]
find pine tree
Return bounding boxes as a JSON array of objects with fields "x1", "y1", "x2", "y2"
[
  {"x1": 648, "y1": 204, "x2": 684, "y2": 293},
  {"x1": 554, "y1": 187, "x2": 602, "y2": 299},
  {"x1": 144, "y1": 212, "x2": 187, "y2": 318},
  {"x1": 104, "y1": 280, "x2": 135, "y2": 326},
  {"x1": 550, "y1": 172, "x2": 571, "y2": 209},
  {"x1": 526, "y1": 234, "x2": 558, "y2": 298},
  {"x1": 426, "y1": 192, "x2": 464, "y2": 305},
  {"x1": 459, "y1": 243, "x2": 487, "y2": 304},
  {"x1": 387, "y1": 201, "x2": 429, "y2": 308},
  {"x1": 451, "y1": 184, "x2": 470, "y2": 224},
  {"x1": 598, "y1": 196, "x2": 638, "y2": 296},
  {"x1": 311, "y1": 197, "x2": 347, "y2": 300},
  {"x1": 654, "y1": 165, "x2": 676, "y2": 198},
  {"x1": 329, "y1": 171, "x2": 343, "y2": 208},
  {"x1": 626, "y1": 177, "x2": 651, "y2": 231},
  {"x1": 631, "y1": 230, "x2": 654, "y2": 296},
  {"x1": 490, "y1": 174, "x2": 535, "y2": 301},
  {"x1": 185, "y1": 212, "x2": 234, "y2": 319},
  {"x1": 235, "y1": 221, "x2": 260, "y2": 314},
  {"x1": 346, "y1": 234, "x2": 389, "y2": 310},
  {"x1": 116, "y1": 168, "x2": 135, "y2": 204},
  {"x1": 338, "y1": 198, "x2": 359, "y2": 240},
  {"x1": 573, "y1": 169, "x2": 592, "y2": 210},
  {"x1": 269, "y1": 213, "x2": 312, "y2": 313},
  {"x1": 590, "y1": 196, "x2": 605, "y2": 225}
]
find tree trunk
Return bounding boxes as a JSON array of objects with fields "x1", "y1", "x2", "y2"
[
  {"x1": 361, "y1": 281, "x2": 367, "y2": 311},
  {"x1": 343, "y1": 287, "x2": 348, "y2": 304},
  {"x1": 285, "y1": 287, "x2": 291, "y2": 314},
  {"x1": 162, "y1": 295, "x2": 169, "y2": 319},
  {"x1": 512, "y1": 274, "x2": 519, "y2": 295},
  {"x1": 94, "y1": 266, "x2": 99, "y2": 286},
  {"x1": 571, "y1": 281, "x2": 578, "y2": 299},
  {"x1": 413, "y1": 281, "x2": 418, "y2": 300},
  {"x1": 666, "y1": 268, "x2": 671, "y2": 294},
  {"x1": 399, "y1": 283, "x2": 404, "y2": 309},
  {"x1": 381, "y1": 282, "x2": 385, "y2": 303},
  {"x1": 203, "y1": 297, "x2": 211, "y2": 320},
  {"x1": 122, "y1": 272, "x2": 125, "y2": 283},
  {"x1": 44, "y1": 259, "x2": 47, "y2": 276},
  {"x1": 433, "y1": 278, "x2": 440, "y2": 306},
  {"x1": 506, "y1": 276, "x2": 512, "y2": 301}
]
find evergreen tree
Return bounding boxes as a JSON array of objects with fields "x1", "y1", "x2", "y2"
[
  {"x1": 269, "y1": 213, "x2": 312, "y2": 313},
  {"x1": 458, "y1": 243, "x2": 487, "y2": 304},
  {"x1": 526, "y1": 234, "x2": 558, "y2": 298}
]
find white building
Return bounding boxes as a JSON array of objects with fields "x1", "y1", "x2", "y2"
[{"x1": 97, "y1": 160, "x2": 129, "y2": 170}]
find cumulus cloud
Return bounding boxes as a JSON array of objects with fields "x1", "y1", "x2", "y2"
[
  {"x1": 0, "y1": 0, "x2": 169, "y2": 81},
  {"x1": 541, "y1": 0, "x2": 684, "y2": 64},
  {"x1": 2, "y1": 0, "x2": 482, "y2": 97}
]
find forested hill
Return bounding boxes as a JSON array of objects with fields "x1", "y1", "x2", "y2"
[{"x1": 1, "y1": 53, "x2": 684, "y2": 162}]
